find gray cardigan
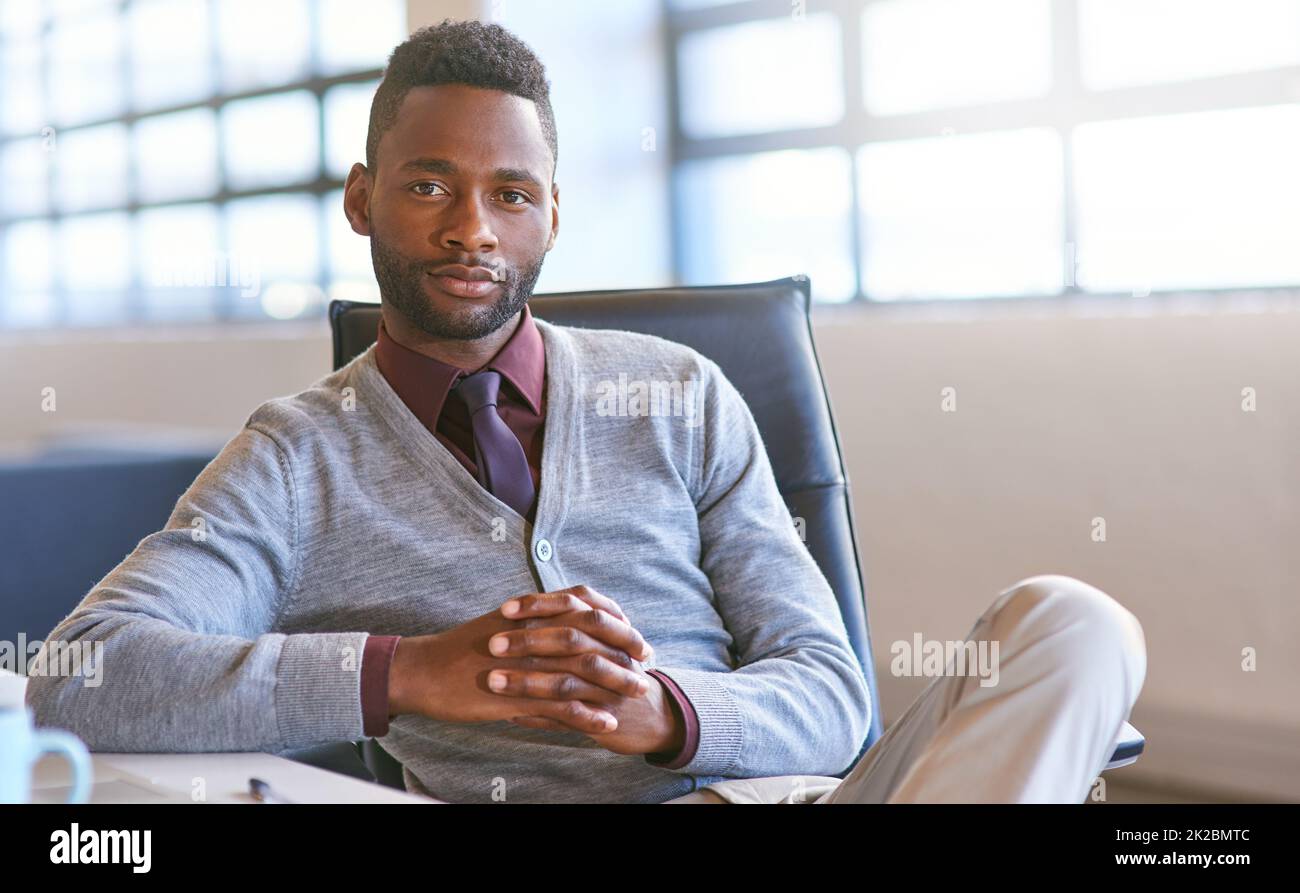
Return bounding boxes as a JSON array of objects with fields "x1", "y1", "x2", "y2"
[{"x1": 26, "y1": 317, "x2": 871, "y2": 803}]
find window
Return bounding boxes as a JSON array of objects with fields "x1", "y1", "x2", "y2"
[
  {"x1": 1072, "y1": 105, "x2": 1300, "y2": 292},
  {"x1": 678, "y1": 147, "x2": 857, "y2": 301},
  {"x1": 677, "y1": 12, "x2": 844, "y2": 138},
  {"x1": 858, "y1": 128, "x2": 1063, "y2": 299},
  {"x1": 1077, "y1": 0, "x2": 1300, "y2": 90},
  {"x1": 0, "y1": 0, "x2": 404, "y2": 328},
  {"x1": 861, "y1": 0, "x2": 1053, "y2": 115},
  {"x1": 669, "y1": 0, "x2": 1300, "y2": 302}
]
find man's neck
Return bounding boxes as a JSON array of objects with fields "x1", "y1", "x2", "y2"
[{"x1": 380, "y1": 305, "x2": 522, "y2": 372}]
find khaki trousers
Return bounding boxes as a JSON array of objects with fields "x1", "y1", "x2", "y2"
[{"x1": 662, "y1": 575, "x2": 1147, "y2": 804}]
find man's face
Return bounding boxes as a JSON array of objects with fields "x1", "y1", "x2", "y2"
[{"x1": 344, "y1": 83, "x2": 558, "y2": 340}]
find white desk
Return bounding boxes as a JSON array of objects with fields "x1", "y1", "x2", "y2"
[{"x1": 31, "y1": 751, "x2": 436, "y2": 804}]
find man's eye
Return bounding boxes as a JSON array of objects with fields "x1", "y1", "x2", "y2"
[
  {"x1": 500, "y1": 190, "x2": 529, "y2": 205},
  {"x1": 412, "y1": 183, "x2": 445, "y2": 196}
]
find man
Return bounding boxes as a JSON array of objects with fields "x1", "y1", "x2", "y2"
[{"x1": 27, "y1": 20, "x2": 1145, "y2": 804}]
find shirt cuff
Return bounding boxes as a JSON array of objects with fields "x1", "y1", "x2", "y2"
[
  {"x1": 360, "y1": 635, "x2": 401, "y2": 738},
  {"x1": 637, "y1": 665, "x2": 742, "y2": 776},
  {"x1": 643, "y1": 668, "x2": 700, "y2": 770}
]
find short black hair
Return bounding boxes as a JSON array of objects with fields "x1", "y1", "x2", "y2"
[{"x1": 366, "y1": 18, "x2": 558, "y2": 179}]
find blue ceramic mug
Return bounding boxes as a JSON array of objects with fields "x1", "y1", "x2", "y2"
[{"x1": 0, "y1": 706, "x2": 91, "y2": 804}]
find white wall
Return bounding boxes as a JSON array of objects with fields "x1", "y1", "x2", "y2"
[
  {"x1": 0, "y1": 321, "x2": 330, "y2": 458},
  {"x1": 814, "y1": 297, "x2": 1300, "y2": 801}
]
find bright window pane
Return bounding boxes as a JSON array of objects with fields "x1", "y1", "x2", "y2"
[
  {"x1": 221, "y1": 91, "x2": 320, "y2": 190},
  {"x1": 54, "y1": 123, "x2": 130, "y2": 213},
  {"x1": 677, "y1": 147, "x2": 856, "y2": 302},
  {"x1": 59, "y1": 212, "x2": 131, "y2": 324},
  {"x1": 318, "y1": 0, "x2": 405, "y2": 74},
  {"x1": 858, "y1": 128, "x2": 1063, "y2": 299},
  {"x1": 1079, "y1": 0, "x2": 1300, "y2": 90},
  {"x1": 324, "y1": 188, "x2": 378, "y2": 304},
  {"x1": 135, "y1": 109, "x2": 220, "y2": 203},
  {"x1": 0, "y1": 3, "x2": 45, "y2": 39},
  {"x1": 226, "y1": 195, "x2": 320, "y2": 279},
  {"x1": 327, "y1": 280, "x2": 381, "y2": 304},
  {"x1": 1073, "y1": 105, "x2": 1300, "y2": 292},
  {"x1": 217, "y1": 0, "x2": 311, "y2": 92},
  {"x1": 0, "y1": 290, "x2": 57, "y2": 328},
  {"x1": 324, "y1": 80, "x2": 380, "y2": 178},
  {"x1": 257, "y1": 280, "x2": 327, "y2": 320},
  {"x1": 678, "y1": 14, "x2": 843, "y2": 138},
  {"x1": 324, "y1": 189, "x2": 374, "y2": 281},
  {"x1": 2, "y1": 220, "x2": 56, "y2": 326},
  {"x1": 0, "y1": 137, "x2": 52, "y2": 217},
  {"x1": 862, "y1": 0, "x2": 1053, "y2": 114},
  {"x1": 4, "y1": 219, "x2": 55, "y2": 290},
  {"x1": 129, "y1": 0, "x2": 214, "y2": 110},
  {"x1": 50, "y1": 0, "x2": 116, "y2": 16},
  {"x1": 1, "y1": 40, "x2": 44, "y2": 135},
  {"x1": 49, "y1": 11, "x2": 125, "y2": 125},
  {"x1": 225, "y1": 195, "x2": 321, "y2": 319},
  {"x1": 137, "y1": 204, "x2": 221, "y2": 321}
]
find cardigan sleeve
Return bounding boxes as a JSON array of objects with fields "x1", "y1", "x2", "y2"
[
  {"x1": 25, "y1": 422, "x2": 371, "y2": 753},
  {"x1": 647, "y1": 359, "x2": 872, "y2": 778}
]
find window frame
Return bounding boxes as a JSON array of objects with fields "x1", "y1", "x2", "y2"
[
  {"x1": 0, "y1": 0, "x2": 387, "y2": 328},
  {"x1": 665, "y1": 0, "x2": 1300, "y2": 303}
]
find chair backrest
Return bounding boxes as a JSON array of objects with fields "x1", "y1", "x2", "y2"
[{"x1": 330, "y1": 276, "x2": 884, "y2": 755}]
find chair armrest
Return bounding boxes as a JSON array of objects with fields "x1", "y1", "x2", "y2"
[
  {"x1": 280, "y1": 740, "x2": 377, "y2": 783},
  {"x1": 1103, "y1": 721, "x2": 1145, "y2": 770},
  {"x1": 360, "y1": 738, "x2": 408, "y2": 790}
]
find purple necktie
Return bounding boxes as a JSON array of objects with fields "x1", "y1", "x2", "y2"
[{"x1": 451, "y1": 370, "x2": 536, "y2": 520}]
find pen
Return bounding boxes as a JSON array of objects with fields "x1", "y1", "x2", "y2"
[{"x1": 248, "y1": 777, "x2": 296, "y2": 804}]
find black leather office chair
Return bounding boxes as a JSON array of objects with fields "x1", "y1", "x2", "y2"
[{"x1": 300, "y1": 275, "x2": 1142, "y2": 793}]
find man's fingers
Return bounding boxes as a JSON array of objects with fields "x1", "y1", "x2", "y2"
[
  {"x1": 487, "y1": 692, "x2": 617, "y2": 733},
  {"x1": 500, "y1": 591, "x2": 589, "y2": 620},
  {"x1": 510, "y1": 716, "x2": 568, "y2": 731},
  {"x1": 569, "y1": 608, "x2": 652, "y2": 661},
  {"x1": 531, "y1": 699, "x2": 618, "y2": 732},
  {"x1": 500, "y1": 586, "x2": 632, "y2": 627},
  {"x1": 496, "y1": 654, "x2": 649, "y2": 697},
  {"x1": 489, "y1": 623, "x2": 651, "y2": 664},
  {"x1": 488, "y1": 658, "x2": 647, "y2": 700},
  {"x1": 486, "y1": 669, "x2": 626, "y2": 705},
  {"x1": 563, "y1": 585, "x2": 630, "y2": 624}
]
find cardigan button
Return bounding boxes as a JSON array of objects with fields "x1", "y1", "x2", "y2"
[{"x1": 534, "y1": 538, "x2": 553, "y2": 562}]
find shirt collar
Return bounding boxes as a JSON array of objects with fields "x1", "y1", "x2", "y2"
[{"x1": 375, "y1": 302, "x2": 545, "y2": 428}]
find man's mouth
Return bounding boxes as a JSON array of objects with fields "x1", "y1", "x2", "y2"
[{"x1": 426, "y1": 263, "x2": 505, "y2": 298}]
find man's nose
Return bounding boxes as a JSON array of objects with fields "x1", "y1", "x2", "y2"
[{"x1": 438, "y1": 193, "x2": 498, "y2": 252}]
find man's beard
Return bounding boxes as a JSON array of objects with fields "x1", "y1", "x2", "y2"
[{"x1": 370, "y1": 231, "x2": 545, "y2": 341}]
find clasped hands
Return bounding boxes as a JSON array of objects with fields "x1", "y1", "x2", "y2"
[{"x1": 387, "y1": 585, "x2": 685, "y2": 759}]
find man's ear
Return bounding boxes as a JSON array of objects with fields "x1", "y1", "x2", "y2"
[
  {"x1": 546, "y1": 180, "x2": 560, "y2": 251},
  {"x1": 343, "y1": 162, "x2": 373, "y2": 237}
]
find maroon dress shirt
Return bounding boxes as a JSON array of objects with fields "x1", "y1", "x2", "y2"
[{"x1": 359, "y1": 303, "x2": 699, "y2": 769}]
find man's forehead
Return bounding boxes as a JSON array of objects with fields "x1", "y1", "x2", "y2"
[{"x1": 385, "y1": 84, "x2": 550, "y2": 170}]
